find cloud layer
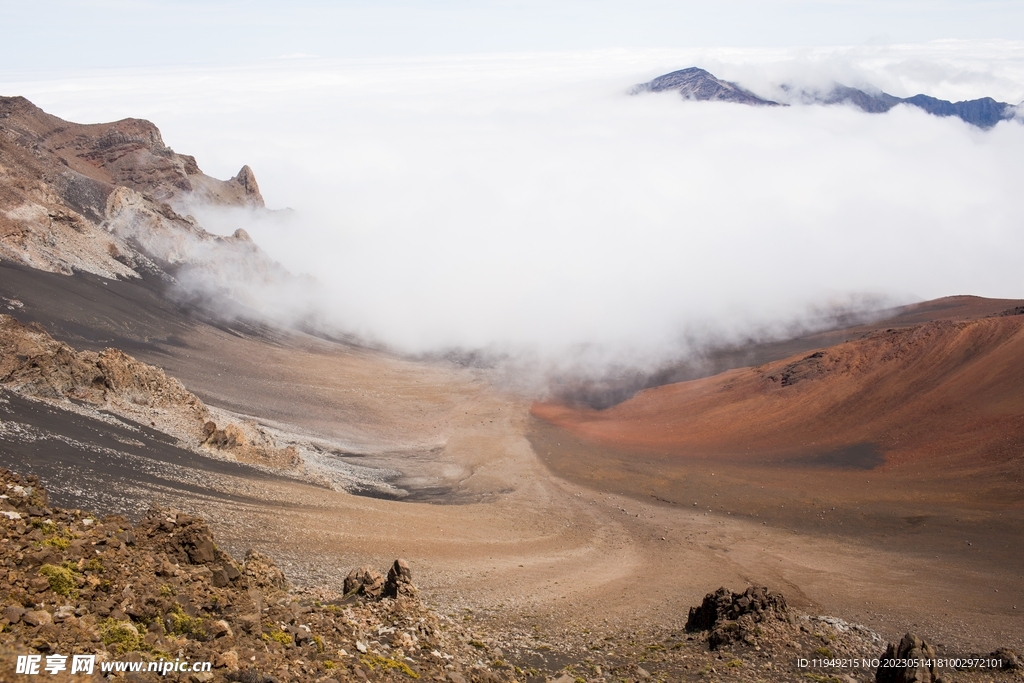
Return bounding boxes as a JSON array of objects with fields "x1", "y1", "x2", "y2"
[{"x1": 3, "y1": 45, "x2": 1024, "y2": 377}]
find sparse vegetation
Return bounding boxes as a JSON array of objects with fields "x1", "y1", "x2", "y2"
[
  {"x1": 166, "y1": 603, "x2": 207, "y2": 639},
  {"x1": 263, "y1": 627, "x2": 292, "y2": 646},
  {"x1": 39, "y1": 563, "x2": 77, "y2": 596},
  {"x1": 360, "y1": 654, "x2": 420, "y2": 679},
  {"x1": 99, "y1": 619, "x2": 144, "y2": 653}
]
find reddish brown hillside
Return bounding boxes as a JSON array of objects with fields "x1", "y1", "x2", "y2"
[
  {"x1": 0, "y1": 95, "x2": 262, "y2": 216},
  {"x1": 533, "y1": 312, "x2": 1024, "y2": 469}
]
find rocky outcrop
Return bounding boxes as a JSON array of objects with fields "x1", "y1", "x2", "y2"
[
  {"x1": 0, "y1": 95, "x2": 290, "y2": 300},
  {"x1": 686, "y1": 585, "x2": 791, "y2": 650},
  {"x1": 202, "y1": 420, "x2": 302, "y2": 469},
  {"x1": 344, "y1": 566, "x2": 386, "y2": 598},
  {"x1": 0, "y1": 314, "x2": 303, "y2": 469},
  {"x1": 0, "y1": 313, "x2": 208, "y2": 442},
  {"x1": 384, "y1": 559, "x2": 418, "y2": 599},
  {"x1": 875, "y1": 633, "x2": 943, "y2": 683},
  {"x1": 0, "y1": 95, "x2": 262, "y2": 211},
  {"x1": 243, "y1": 550, "x2": 289, "y2": 591}
]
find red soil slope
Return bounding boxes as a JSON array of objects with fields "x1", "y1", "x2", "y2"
[{"x1": 533, "y1": 311, "x2": 1024, "y2": 470}]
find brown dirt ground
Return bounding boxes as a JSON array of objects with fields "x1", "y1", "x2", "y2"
[{"x1": 2, "y1": 265, "x2": 1022, "y2": 657}]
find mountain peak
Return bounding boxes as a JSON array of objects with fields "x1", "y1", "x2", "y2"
[{"x1": 632, "y1": 67, "x2": 780, "y2": 106}]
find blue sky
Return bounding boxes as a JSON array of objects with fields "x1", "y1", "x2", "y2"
[{"x1": 4, "y1": 1, "x2": 1024, "y2": 70}]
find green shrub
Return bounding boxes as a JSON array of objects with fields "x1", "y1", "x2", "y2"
[
  {"x1": 166, "y1": 604, "x2": 206, "y2": 639},
  {"x1": 100, "y1": 619, "x2": 144, "y2": 653},
  {"x1": 262, "y1": 628, "x2": 292, "y2": 646},
  {"x1": 39, "y1": 564, "x2": 77, "y2": 597},
  {"x1": 360, "y1": 654, "x2": 419, "y2": 679},
  {"x1": 42, "y1": 536, "x2": 70, "y2": 550}
]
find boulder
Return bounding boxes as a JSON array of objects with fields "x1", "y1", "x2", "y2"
[
  {"x1": 992, "y1": 647, "x2": 1021, "y2": 670},
  {"x1": 23, "y1": 610, "x2": 53, "y2": 627},
  {"x1": 875, "y1": 633, "x2": 939, "y2": 683},
  {"x1": 384, "y1": 559, "x2": 417, "y2": 599},
  {"x1": 344, "y1": 566, "x2": 385, "y2": 598}
]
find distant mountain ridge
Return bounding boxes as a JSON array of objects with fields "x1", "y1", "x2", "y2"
[
  {"x1": 633, "y1": 67, "x2": 1022, "y2": 129},
  {"x1": 808, "y1": 85, "x2": 1018, "y2": 129}
]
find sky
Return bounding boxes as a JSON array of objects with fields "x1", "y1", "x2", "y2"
[
  {"x1": 2, "y1": 2, "x2": 1024, "y2": 376},
  {"x1": 4, "y1": 1, "x2": 1024, "y2": 70}
]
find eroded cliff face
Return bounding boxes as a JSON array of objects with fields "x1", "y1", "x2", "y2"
[
  {"x1": 0, "y1": 95, "x2": 272, "y2": 282},
  {"x1": 0, "y1": 314, "x2": 299, "y2": 470}
]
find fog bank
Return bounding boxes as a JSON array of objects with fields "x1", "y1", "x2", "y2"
[{"x1": 4, "y1": 45, "x2": 1024, "y2": 376}]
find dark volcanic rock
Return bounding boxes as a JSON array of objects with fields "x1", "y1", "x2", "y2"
[
  {"x1": 384, "y1": 558, "x2": 418, "y2": 599},
  {"x1": 875, "y1": 633, "x2": 941, "y2": 683},
  {"x1": 686, "y1": 585, "x2": 788, "y2": 630},
  {"x1": 631, "y1": 67, "x2": 779, "y2": 106},
  {"x1": 344, "y1": 565, "x2": 385, "y2": 598},
  {"x1": 686, "y1": 585, "x2": 790, "y2": 650}
]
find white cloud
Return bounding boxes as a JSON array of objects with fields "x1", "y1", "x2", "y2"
[{"x1": 3, "y1": 45, "x2": 1023, "y2": 378}]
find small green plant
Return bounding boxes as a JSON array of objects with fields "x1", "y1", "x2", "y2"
[
  {"x1": 83, "y1": 558, "x2": 104, "y2": 573},
  {"x1": 32, "y1": 519, "x2": 57, "y2": 535},
  {"x1": 322, "y1": 660, "x2": 335, "y2": 670},
  {"x1": 166, "y1": 604, "x2": 206, "y2": 639},
  {"x1": 726, "y1": 659, "x2": 743, "y2": 668},
  {"x1": 360, "y1": 654, "x2": 419, "y2": 679},
  {"x1": 39, "y1": 563, "x2": 77, "y2": 597},
  {"x1": 468, "y1": 639, "x2": 486, "y2": 649},
  {"x1": 815, "y1": 646, "x2": 833, "y2": 657},
  {"x1": 99, "y1": 619, "x2": 144, "y2": 654},
  {"x1": 312, "y1": 634, "x2": 325, "y2": 652},
  {"x1": 159, "y1": 584, "x2": 176, "y2": 597},
  {"x1": 42, "y1": 536, "x2": 70, "y2": 550},
  {"x1": 262, "y1": 627, "x2": 292, "y2": 646}
]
